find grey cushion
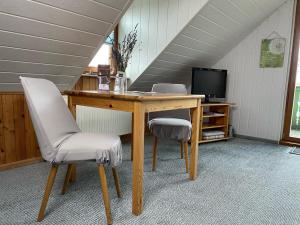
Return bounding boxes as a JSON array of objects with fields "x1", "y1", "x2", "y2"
[
  {"x1": 55, "y1": 132, "x2": 122, "y2": 167},
  {"x1": 148, "y1": 118, "x2": 192, "y2": 141},
  {"x1": 20, "y1": 77, "x2": 122, "y2": 166},
  {"x1": 148, "y1": 83, "x2": 191, "y2": 141}
]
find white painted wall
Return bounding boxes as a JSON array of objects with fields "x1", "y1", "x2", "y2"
[
  {"x1": 63, "y1": 95, "x2": 132, "y2": 136},
  {"x1": 97, "y1": 0, "x2": 207, "y2": 135},
  {"x1": 118, "y1": 0, "x2": 209, "y2": 85},
  {"x1": 128, "y1": 0, "x2": 287, "y2": 91},
  {"x1": 77, "y1": 107, "x2": 132, "y2": 135},
  {"x1": 214, "y1": 0, "x2": 295, "y2": 141}
]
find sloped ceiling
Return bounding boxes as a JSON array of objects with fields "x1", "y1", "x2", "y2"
[
  {"x1": 130, "y1": 0, "x2": 288, "y2": 91},
  {"x1": 0, "y1": 0, "x2": 132, "y2": 91}
]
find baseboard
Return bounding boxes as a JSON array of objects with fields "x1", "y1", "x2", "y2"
[
  {"x1": 234, "y1": 134, "x2": 278, "y2": 144},
  {"x1": 279, "y1": 139, "x2": 300, "y2": 147},
  {"x1": 0, "y1": 157, "x2": 43, "y2": 171}
]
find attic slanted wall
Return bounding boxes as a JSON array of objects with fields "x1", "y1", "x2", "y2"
[
  {"x1": 119, "y1": 0, "x2": 209, "y2": 89},
  {"x1": 123, "y1": 0, "x2": 287, "y2": 91},
  {"x1": 0, "y1": 0, "x2": 133, "y2": 91}
]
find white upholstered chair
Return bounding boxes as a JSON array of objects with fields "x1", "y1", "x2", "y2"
[
  {"x1": 20, "y1": 77, "x2": 122, "y2": 225},
  {"x1": 148, "y1": 83, "x2": 191, "y2": 173}
]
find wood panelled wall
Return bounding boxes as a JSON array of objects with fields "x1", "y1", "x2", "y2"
[
  {"x1": 74, "y1": 76, "x2": 98, "y2": 90},
  {"x1": 0, "y1": 76, "x2": 96, "y2": 170},
  {"x1": 0, "y1": 77, "x2": 96, "y2": 170},
  {"x1": 74, "y1": 75, "x2": 116, "y2": 91},
  {"x1": 0, "y1": 75, "x2": 124, "y2": 170},
  {"x1": 73, "y1": 76, "x2": 98, "y2": 91},
  {"x1": 0, "y1": 93, "x2": 40, "y2": 170}
]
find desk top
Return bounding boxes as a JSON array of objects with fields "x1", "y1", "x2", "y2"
[{"x1": 65, "y1": 90, "x2": 204, "y2": 101}]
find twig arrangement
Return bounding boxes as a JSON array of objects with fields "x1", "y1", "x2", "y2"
[{"x1": 110, "y1": 24, "x2": 138, "y2": 72}]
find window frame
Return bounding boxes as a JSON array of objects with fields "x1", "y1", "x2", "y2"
[{"x1": 281, "y1": 0, "x2": 300, "y2": 144}]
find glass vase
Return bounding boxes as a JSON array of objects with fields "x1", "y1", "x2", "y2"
[{"x1": 114, "y1": 71, "x2": 127, "y2": 93}]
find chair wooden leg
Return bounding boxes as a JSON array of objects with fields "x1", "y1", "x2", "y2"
[
  {"x1": 112, "y1": 167, "x2": 122, "y2": 198},
  {"x1": 184, "y1": 142, "x2": 189, "y2": 173},
  {"x1": 69, "y1": 165, "x2": 76, "y2": 183},
  {"x1": 61, "y1": 164, "x2": 74, "y2": 195},
  {"x1": 37, "y1": 164, "x2": 59, "y2": 222},
  {"x1": 180, "y1": 140, "x2": 184, "y2": 159},
  {"x1": 152, "y1": 136, "x2": 158, "y2": 171},
  {"x1": 98, "y1": 165, "x2": 112, "y2": 225}
]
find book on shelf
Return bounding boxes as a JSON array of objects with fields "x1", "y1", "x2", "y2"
[
  {"x1": 202, "y1": 130, "x2": 225, "y2": 137},
  {"x1": 203, "y1": 112, "x2": 225, "y2": 116},
  {"x1": 202, "y1": 130, "x2": 225, "y2": 140},
  {"x1": 202, "y1": 134, "x2": 224, "y2": 140}
]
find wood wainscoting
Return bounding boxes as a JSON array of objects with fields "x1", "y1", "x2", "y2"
[
  {"x1": 0, "y1": 75, "x2": 128, "y2": 171},
  {"x1": 74, "y1": 75, "x2": 115, "y2": 91},
  {"x1": 0, "y1": 78, "x2": 97, "y2": 171},
  {"x1": 73, "y1": 75, "x2": 98, "y2": 91},
  {"x1": 0, "y1": 93, "x2": 41, "y2": 171}
]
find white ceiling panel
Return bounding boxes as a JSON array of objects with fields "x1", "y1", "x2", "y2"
[
  {"x1": 93, "y1": 0, "x2": 129, "y2": 10},
  {"x1": 0, "y1": 30, "x2": 95, "y2": 57},
  {"x1": 0, "y1": 13, "x2": 101, "y2": 46},
  {"x1": 0, "y1": 0, "x2": 111, "y2": 35},
  {"x1": 0, "y1": 46, "x2": 89, "y2": 67},
  {"x1": 0, "y1": 60, "x2": 82, "y2": 75},
  {"x1": 34, "y1": 0, "x2": 120, "y2": 22},
  {"x1": 0, "y1": 0, "x2": 133, "y2": 91}
]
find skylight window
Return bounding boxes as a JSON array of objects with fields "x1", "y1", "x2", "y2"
[
  {"x1": 88, "y1": 31, "x2": 115, "y2": 67},
  {"x1": 88, "y1": 43, "x2": 110, "y2": 67}
]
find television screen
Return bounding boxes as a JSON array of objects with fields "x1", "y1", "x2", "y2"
[{"x1": 191, "y1": 68, "x2": 227, "y2": 98}]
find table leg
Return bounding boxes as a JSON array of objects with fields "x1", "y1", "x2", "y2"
[
  {"x1": 190, "y1": 99, "x2": 201, "y2": 180},
  {"x1": 68, "y1": 96, "x2": 77, "y2": 182},
  {"x1": 131, "y1": 112, "x2": 134, "y2": 161},
  {"x1": 132, "y1": 102, "x2": 145, "y2": 215}
]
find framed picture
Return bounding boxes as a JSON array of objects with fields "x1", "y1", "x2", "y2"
[{"x1": 260, "y1": 38, "x2": 286, "y2": 68}]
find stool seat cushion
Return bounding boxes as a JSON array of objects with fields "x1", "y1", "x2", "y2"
[{"x1": 148, "y1": 118, "x2": 192, "y2": 141}]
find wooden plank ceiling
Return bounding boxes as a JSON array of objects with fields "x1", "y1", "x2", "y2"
[
  {"x1": 130, "y1": 0, "x2": 288, "y2": 91},
  {"x1": 0, "y1": 0, "x2": 132, "y2": 91}
]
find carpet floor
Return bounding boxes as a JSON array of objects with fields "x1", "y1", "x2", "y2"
[{"x1": 1, "y1": 137, "x2": 300, "y2": 225}]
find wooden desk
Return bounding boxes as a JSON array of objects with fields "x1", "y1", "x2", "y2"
[{"x1": 65, "y1": 90, "x2": 203, "y2": 216}]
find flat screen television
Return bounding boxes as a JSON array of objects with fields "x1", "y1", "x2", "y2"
[{"x1": 191, "y1": 68, "x2": 227, "y2": 102}]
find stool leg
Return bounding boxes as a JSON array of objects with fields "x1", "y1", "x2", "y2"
[
  {"x1": 184, "y1": 142, "x2": 189, "y2": 173},
  {"x1": 152, "y1": 136, "x2": 158, "y2": 171},
  {"x1": 112, "y1": 167, "x2": 122, "y2": 198}
]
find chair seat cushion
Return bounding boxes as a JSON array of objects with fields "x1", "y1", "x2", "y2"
[
  {"x1": 54, "y1": 132, "x2": 122, "y2": 167},
  {"x1": 148, "y1": 118, "x2": 192, "y2": 141}
]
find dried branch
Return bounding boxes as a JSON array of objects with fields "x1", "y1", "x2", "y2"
[{"x1": 110, "y1": 24, "x2": 138, "y2": 72}]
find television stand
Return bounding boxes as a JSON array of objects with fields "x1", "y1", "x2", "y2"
[{"x1": 199, "y1": 103, "x2": 232, "y2": 144}]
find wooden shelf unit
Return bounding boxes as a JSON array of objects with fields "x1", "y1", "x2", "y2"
[{"x1": 199, "y1": 103, "x2": 231, "y2": 143}]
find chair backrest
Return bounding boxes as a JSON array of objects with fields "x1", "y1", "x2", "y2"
[
  {"x1": 20, "y1": 77, "x2": 80, "y2": 162},
  {"x1": 149, "y1": 83, "x2": 190, "y2": 121}
]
